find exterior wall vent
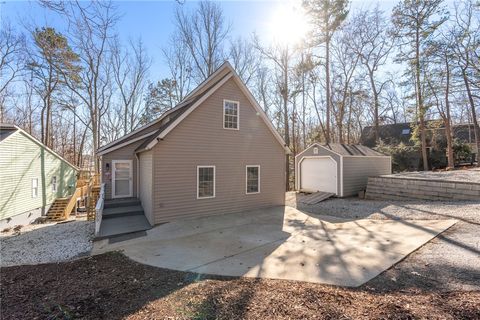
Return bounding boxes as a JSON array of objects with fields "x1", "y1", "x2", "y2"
[{"x1": 313, "y1": 147, "x2": 319, "y2": 155}]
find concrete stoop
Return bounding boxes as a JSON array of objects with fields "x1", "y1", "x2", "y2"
[{"x1": 97, "y1": 198, "x2": 151, "y2": 239}]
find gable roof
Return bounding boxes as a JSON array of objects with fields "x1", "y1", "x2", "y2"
[
  {"x1": 0, "y1": 123, "x2": 79, "y2": 171},
  {"x1": 321, "y1": 143, "x2": 386, "y2": 157},
  {"x1": 296, "y1": 142, "x2": 387, "y2": 158},
  {"x1": 99, "y1": 61, "x2": 289, "y2": 155}
]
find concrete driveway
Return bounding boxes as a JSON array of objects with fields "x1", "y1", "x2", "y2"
[{"x1": 93, "y1": 206, "x2": 456, "y2": 287}]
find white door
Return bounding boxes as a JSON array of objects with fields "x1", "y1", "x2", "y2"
[
  {"x1": 300, "y1": 157, "x2": 337, "y2": 194},
  {"x1": 112, "y1": 160, "x2": 133, "y2": 198}
]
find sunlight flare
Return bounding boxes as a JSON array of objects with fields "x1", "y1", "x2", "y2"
[{"x1": 268, "y1": 2, "x2": 310, "y2": 46}]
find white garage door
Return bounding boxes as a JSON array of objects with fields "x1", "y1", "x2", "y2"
[{"x1": 300, "y1": 157, "x2": 337, "y2": 194}]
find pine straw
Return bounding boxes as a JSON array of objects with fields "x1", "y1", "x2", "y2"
[{"x1": 1, "y1": 252, "x2": 478, "y2": 320}]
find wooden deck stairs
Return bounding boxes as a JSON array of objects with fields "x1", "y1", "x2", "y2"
[
  {"x1": 46, "y1": 173, "x2": 100, "y2": 222},
  {"x1": 46, "y1": 198, "x2": 72, "y2": 221}
]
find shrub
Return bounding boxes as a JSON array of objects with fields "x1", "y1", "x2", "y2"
[{"x1": 375, "y1": 142, "x2": 421, "y2": 172}]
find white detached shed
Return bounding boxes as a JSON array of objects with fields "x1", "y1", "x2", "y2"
[{"x1": 295, "y1": 143, "x2": 391, "y2": 197}]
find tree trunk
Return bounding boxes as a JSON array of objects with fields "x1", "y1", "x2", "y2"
[
  {"x1": 462, "y1": 68, "x2": 480, "y2": 165},
  {"x1": 325, "y1": 37, "x2": 331, "y2": 144},
  {"x1": 368, "y1": 69, "x2": 380, "y2": 143},
  {"x1": 283, "y1": 55, "x2": 290, "y2": 191},
  {"x1": 415, "y1": 28, "x2": 429, "y2": 171},
  {"x1": 444, "y1": 57, "x2": 454, "y2": 169}
]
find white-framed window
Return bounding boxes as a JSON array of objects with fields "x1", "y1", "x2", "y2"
[
  {"x1": 402, "y1": 128, "x2": 410, "y2": 135},
  {"x1": 246, "y1": 165, "x2": 260, "y2": 194},
  {"x1": 52, "y1": 176, "x2": 57, "y2": 192},
  {"x1": 223, "y1": 100, "x2": 239, "y2": 130},
  {"x1": 197, "y1": 166, "x2": 215, "y2": 199},
  {"x1": 32, "y1": 178, "x2": 38, "y2": 198}
]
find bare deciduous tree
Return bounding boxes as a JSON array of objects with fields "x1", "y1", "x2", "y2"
[
  {"x1": 175, "y1": 0, "x2": 230, "y2": 82},
  {"x1": 111, "y1": 37, "x2": 151, "y2": 135},
  {"x1": 0, "y1": 20, "x2": 25, "y2": 122},
  {"x1": 349, "y1": 6, "x2": 394, "y2": 142}
]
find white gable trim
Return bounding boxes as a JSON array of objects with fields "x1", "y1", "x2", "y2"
[
  {"x1": 144, "y1": 73, "x2": 234, "y2": 150},
  {"x1": 294, "y1": 143, "x2": 322, "y2": 160},
  {"x1": 231, "y1": 76, "x2": 290, "y2": 154},
  {"x1": 183, "y1": 62, "x2": 230, "y2": 101},
  {"x1": 97, "y1": 131, "x2": 157, "y2": 156},
  {"x1": 143, "y1": 69, "x2": 290, "y2": 153}
]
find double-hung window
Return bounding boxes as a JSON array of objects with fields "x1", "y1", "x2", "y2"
[
  {"x1": 52, "y1": 176, "x2": 57, "y2": 192},
  {"x1": 32, "y1": 178, "x2": 38, "y2": 198},
  {"x1": 223, "y1": 100, "x2": 239, "y2": 129},
  {"x1": 197, "y1": 166, "x2": 215, "y2": 199},
  {"x1": 246, "y1": 165, "x2": 260, "y2": 194}
]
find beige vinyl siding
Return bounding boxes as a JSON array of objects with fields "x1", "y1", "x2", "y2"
[
  {"x1": 151, "y1": 78, "x2": 285, "y2": 223},
  {"x1": 342, "y1": 156, "x2": 391, "y2": 197},
  {"x1": 139, "y1": 151, "x2": 154, "y2": 225},
  {"x1": 295, "y1": 144, "x2": 341, "y2": 193},
  {"x1": 101, "y1": 139, "x2": 144, "y2": 199},
  {"x1": 0, "y1": 131, "x2": 77, "y2": 220}
]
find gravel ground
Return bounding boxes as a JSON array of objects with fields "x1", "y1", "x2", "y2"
[
  {"x1": 0, "y1": 220, "x2": 94, "y2": 267},
  {"x1": 387, "y1": 168, "x2": 480, "y2": 183},
  {"x1": 287, "y1": 192, "x2": 480, "y2": 291}
]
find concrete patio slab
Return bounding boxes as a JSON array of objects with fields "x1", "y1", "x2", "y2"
[{"x1": 92, "y1": 206, "x2": 456, "y2": 287}]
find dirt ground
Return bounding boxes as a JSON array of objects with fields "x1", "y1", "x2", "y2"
[{"x1": 1, "y1": 252, "x2": 479, "y2": 320}]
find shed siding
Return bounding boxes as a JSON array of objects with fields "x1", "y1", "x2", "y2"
[
  {"x1": 342, "y1": 156, "x2": 391, "y2": 197},
  {"x1": 139, "y1": 151, "x2": 154, "y2": 225},
  {"x1": 101, "y1": 139, "x2": 144, "y2": 199},
  {"x1": 0, "y1": 131, "x2": 77, "y2": 220},
  {"x1": 295, "y1": 144, "x2": 341, "y2": 194},
  {"x1": 151, "y1": 78, "x2": 285, "y2": 223}
]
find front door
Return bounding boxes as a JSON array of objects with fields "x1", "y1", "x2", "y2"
[{"x1": 112, "y1": 160, "x2": 133, "y2": 198}]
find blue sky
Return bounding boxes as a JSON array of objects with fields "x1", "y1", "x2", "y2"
[{"x1": 2, "y1": 0, "x2": 399, "y2": 80}]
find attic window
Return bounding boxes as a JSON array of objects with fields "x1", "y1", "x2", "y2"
[
  {"x1": 402, "y1": 129, "x2": 410, "y2": 135},
  {"x1": 313, "y1": 147, "x2": 319, "y2": 155},
  {"x1": 223, "y1": 100, "x2": 239, "y2": 130}
]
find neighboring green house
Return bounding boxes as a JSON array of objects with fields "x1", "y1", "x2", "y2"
[{"x1": 0, "y1": 124, "x2": 78, "y2": 228}]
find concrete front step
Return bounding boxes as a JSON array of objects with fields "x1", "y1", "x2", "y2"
[
  {"x1": 103, "y1": 205, "x2": 144, "y2": 219},
  {"x1": 104, "y1": 198, "x2": 141, "y2": 209},
  {"x1": 96, "y1": 215, "x2": 151, "y2": 239}
]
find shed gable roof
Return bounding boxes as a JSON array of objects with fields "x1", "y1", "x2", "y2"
[{"x1": 297, "y1": 143, "x2": 387, "y2": 158}]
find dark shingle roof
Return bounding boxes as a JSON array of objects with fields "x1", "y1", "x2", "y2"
[
  {"x1": 322, "y1": 143, "x2": 386, "y2": 156},
  {"x1": 0, "y1": 123, "x2": 18, "y2": 142},
  {"x1": 134, "y1": 73, "x2": 231, "y2": 153}
]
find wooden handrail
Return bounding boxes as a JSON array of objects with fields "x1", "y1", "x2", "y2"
[
  {"x1": 95, "y1": 183, "x2": 105, "y2": 236},
  {"x1": 63, "y1": 187, "x2": 82, "y2": 220}
]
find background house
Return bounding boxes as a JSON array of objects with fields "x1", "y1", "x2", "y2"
[
  {"x1": 0, "y1": 124, "x2": 78, "y2": 228},
  {"x1": 360, "y1": 122, "x2": 478, "y2": 170},
  {"x1": 361, "y1": 122, "x2": 478, "y2": 152}
]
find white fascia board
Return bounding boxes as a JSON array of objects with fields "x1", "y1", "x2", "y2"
[
  {"x1": 231, "y1": 76, "x2": 290, "y2": 154},
  {"x1": 144, "y1": 73, "x2": 234, "y2": 151},
  {"x1": 97, "y1": 131, "x2": 157, "y2": 156}
]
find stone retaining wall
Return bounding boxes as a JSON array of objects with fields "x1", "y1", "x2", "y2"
[{"x1": 365, "y1": 176, "x2": 480, "y2": 201}]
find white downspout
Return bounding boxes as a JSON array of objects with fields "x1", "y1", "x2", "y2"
[{"x1": 135, "y1": 153, "x2": 140, "y2": 199}]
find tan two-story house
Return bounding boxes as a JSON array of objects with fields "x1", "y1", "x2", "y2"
[{"x1": 97, "y1": 62, "x2": 289, "y2": 236}]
